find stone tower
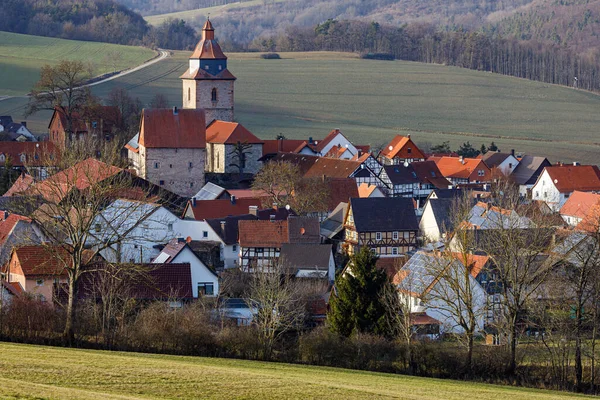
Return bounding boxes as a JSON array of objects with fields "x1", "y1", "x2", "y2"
[{"x1": 180, "y1": 19, "x2": 236, "y2": 125}]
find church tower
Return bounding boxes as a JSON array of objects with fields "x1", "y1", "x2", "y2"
[{"x1": 181, "y1": 19, "x2": 236, "y2": 124}]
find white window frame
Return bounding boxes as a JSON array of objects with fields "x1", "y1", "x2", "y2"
[
  {"x1": 392, "y1": 231, "x2": 398, "y2": 240},
  {"x1": 376, "y1": 232, "x2": 382, "y2": 241}
]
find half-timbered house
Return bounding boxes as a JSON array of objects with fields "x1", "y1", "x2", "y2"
[{"x1": 343, "y1": 197, "x2": 419, "y2": 257}]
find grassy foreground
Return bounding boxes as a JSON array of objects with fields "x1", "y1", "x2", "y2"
[
  {"x1": 0, "y1": 342, "x2": 591, "y2": 400},
  {"x1": 0, "y1": 32, "x2": 156, "y2": 96}
]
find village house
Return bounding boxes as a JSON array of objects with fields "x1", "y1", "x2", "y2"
[
  {"x1": 238, "y1": 216, "x2": 320, "y2": 272},
  {"x1": 180, "y1": 19, "x2": 235, "y2": 124},
  {"x1": 531, "y1": 164, "x2": 600, "y2": 212},
  {"x1": 379, "y1": 134, "x2": 426, "y2": 165},
  {"x1": 481, "y1": 151, "x2": 519, "y2": 176},
  {"x1": 419, "y1": 197, "x2": 456, "y2": 242},
  {"x1": 395, "y1": 251, "x2": 488, "y2": 334},
  {"x1": 343, "y1": 197, "x2": 419, "y2": 257},
  {"x1": 560, "y1": 191, "x2": 600, "y2": 227},
  {"x1": 0, "y1": 211, "x2": 45, "y2": 267},
  {"x1": 0, "y1": 117, "x2": 36, "y2": 142},
  {"x1": 152, "y1": 238, "x2": 219, "y2": 297},
  {"x1": 48, "y1": 106, "x2": 120, "y2": 150},
  {"x1": 126, "y1": 107, "x2": 207, "y2": 197},
  {"x1": 0, "y1": 142, "x2": 57, "y2": 180},
  {"x1": 183, "y1": 197, "x2": 263, "y2": 220},
  {"x1": 510, "y1": 156, "x2": 551, "y2": 197},
  {"x1": 429, "y1": 156, "x2": 492, "y2": 185},
  {"x1": 279, "y1": 243, "x2": 336, "y2": 282},
  {"x1": 205, "y1": 120, "x2": 263, "y2": 174}
]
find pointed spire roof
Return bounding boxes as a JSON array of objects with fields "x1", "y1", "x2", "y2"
[{"x1": 190, "y1": 19, "x2": 226, "y2": 60}]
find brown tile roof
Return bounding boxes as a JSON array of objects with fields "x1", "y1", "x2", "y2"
[
  {"x1": 411, "y1": 161, "x2": 452, "y2": 189},
  {"x1": 271, "y1": 153, "x2": 362, "y2": 179},
  {"x1": 138, "y1": 109, "x2": 206, "y2": 149},
  {"x1": 29, "y1": 158, "x2": 122, "y2": 203},
  {"x1": 50, "y1": 106, "x2": 120, "y2": 134},
  {"x1": 238, "y1": 220, "x2": 289, "y2": 247},
  {"x1": 544, "y1": 165, "x2": 600, "y2": 193},
  {"x1": 238, "y1": 217, "x2": 320, "y2": 247},
  {"x1": 376, "y1": 257, "x2": 406, "y2": 281},
  {"x1": 410, "y1": 312, "x2": 441, "y2": 326},
  {"x1": 326, "y1": 178, "x2": 359, "y2": 211},
  {"x1": 3, "y1": 174, "x2": 34, "y2": 196},
  {"x1": 381, "y1": 135, "x2": 425, "y2": 160},
  {"x1": 315, "y1": 129, "x2": 342, "y2": 153},
  {"x1": 262, "y1": 139, "x2": 310, "y2": 155},
  {"x1": 206, "y1": 120, "x2": 263, "y2": 144},
  {"x1": 0, "y1": 142, "x2": 57, "y2": 167},
  {"x1": 560, "y1": 191, "x2": 600, "y2": 219},
  {"x1": 11, "y1": 245, "x2": 72, "y2": 277},
  {"x1": 185, "y1": 198, "x2": 263, "y2": 220}
]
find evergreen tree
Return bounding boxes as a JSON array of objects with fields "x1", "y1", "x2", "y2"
[
  {"x1": 457, "y1": 141, "x2": 480, "y2": 158},
  {"x1": 328, "y1": 247, "x2": 398, "y2": 338},
  {"x1": 430, "y1": 141, "x2": 451, "y2": 154},
  {"x1": 488, "y1": 142, "x2": 499, "y2": 152},
  {"x1": 480, "y1": 144, "x2": 488, "y2": 154}
]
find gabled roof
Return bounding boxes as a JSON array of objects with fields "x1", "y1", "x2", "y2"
[
  {"x1": 206, "y1": 120, "x2": 263, "y2": 144},
  {"x1": 429, "y1": 156, "x2": 490, "y2": 180},
  {"x1": 28, "y1": 158, "x2": 122, "y2": 203},
  {"x1": 280, "y1": 243, "x2": 332, "y2": 274},
  {"x1": 154, "y1": 238, "x2": 217, "y2": 277},
  {"x1": 10, "y1": 245, "x2": 88, "y2": 277},
  {"x1": 381, "y1": 135, "x2": 425, "y2": 160},
  {"x1": 185, "y1": 198, "x2": 263, "y2": 220},
  {"x1": 384, "y1": 161, "x2": 452, "y2": 189},
  {"x1": 511, "y1": 156, "x2": 550, "y2": 185},
  {"x1": 239, "y1": 216, "x2": 320, "y2": 248},
  {"x1": 314, "y1": 129, "x2": 345, "y2": 153},
  {"x1": 451, "y1": 252, "x2": 490, "y2": 277},
  {"x1": 49, "y1": 106, "x2": 120, "y2": 134},
  {"x1": 262, "y1": 139, "x2": 309, "y2": 155},
  {"x1": 0, "y1": 213, "x2": 29, "y2": 246},
  {"x1": 575, "y1": 203, "x2": 600, "y2": 233},
  {"x1": 2, "y1": 281, "x2": 21, "y2": 296},
  {"x1": 427, "y1": 198, "x2": 456, "y2": 233},
  {"x1": 348, "y1": 197, "x2": 418, "y2": 232},
  {"x1": 542, "y1": 165, "x2": 600, "y2": 193},
  {"x1": 270, "y1": 153, "x2": 363, "y2": 179},
  {"x1": 207, "y1": 214, "x2": 257, "y2": 244},
  {"x1": 3, "y1": 173, "x2": 34, "y2": 197},
  {"x1": 138, "y1": 108, "x2": 206, "y2": 149},
  {"x1": 561, "y1": 191, "x2": 600, "y2": 219},
  {"x1": 481, "y1": 152, "x2": 515, "y2": 169}
]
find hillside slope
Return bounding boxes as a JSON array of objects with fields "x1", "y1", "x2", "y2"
[
  {"x1": 0, "y1": 32, "x2": 156, "y2": 96},
  {"x1": 0, "y1": 342, "x2": 592, "y2": 399}
]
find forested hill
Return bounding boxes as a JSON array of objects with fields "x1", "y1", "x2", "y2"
[
  {"x1": 0, "y1": 0, "x2": 198, "y2": 50},
  {"x1": 125, "y1": 0, "x2": 600, "y2": 57}
]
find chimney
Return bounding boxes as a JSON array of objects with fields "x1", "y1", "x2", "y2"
[
  {"x1": 272, "y1": 203, "x2": 278, "y2": 211},
  {"x1": 173, "y1": 106, "x2": 178, "y2": 115},
  {"x1": 573, "y1": 161, "x2": 580, "y2": 166},
  {"x1": 186, "y1": 236, "x2": 192, "y2": 243},
  {"x1": 220, "y1": 221, "x2": 226, "y2": 236},
  {"x1": 459, "y1": 155, "x2": 464, "y2": 164},
  {"x1": 230, "y1": 195, "x2": 236, "y2": 205},
  {"x1": 192, "y1": 197, "x2": 197, "y2": 207},
  {"x1": 407, "y1": 134, "x2": 411, "y2": 138},
  {"x1": 511, "y1": 149, "x2": 515, "y2": 157},
  {"x1": 3, "y1": 211, "x2": 8, "y2": 220},
  {"x1": 249, "y1": 206, "x2": 258, "y2": 216},
  {"x1": 308, "y1": 137, "x2": 313, "y2": 144},
  {"x1": 20, "y1": 121, "x2": 26, "y2": 128}
]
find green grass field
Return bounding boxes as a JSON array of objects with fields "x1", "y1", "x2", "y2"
[
  {"x1": 2, "y1": 49, "x2": 599, "y2": 163},
  {"x1": 0, "y1": 32, "x2": 156, "y2": 96},
  {"x1": 0, "y1": 342, "x2": 591, "y2": 399},
  {"x1": 144, "y1": 0, "x2": 290, "y2": 26}
]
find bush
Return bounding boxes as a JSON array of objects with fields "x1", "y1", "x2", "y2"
[
  {"x1": 217, "y1": 325, "x2": 262, "y2": 360},
  {"x1": 2, "y1": 295, "x2": 62, "y2": 342},
  {"x1": 260, "y1": 53, "x2": 281, "y2": 59},
  {"x1": 299, "y1": 326, "x2": 353, "y2": 367},
  {"x1": 359, "y1": 53, "x2": 395, "y2": 61}
]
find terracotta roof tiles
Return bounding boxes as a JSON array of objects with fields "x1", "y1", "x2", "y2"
[
  {"x1": 3, "y1": 174, "x2": 34, "y2": 197},
  {"x1": 381, "y1": 135, "x2": 425, "y2": 160},
  {"x1": 206, "y1": 120, "x2": 263, "y2": 144},
  {"x1": 560, "y1": 191, "x2": 600, "y2": 219},
  {"x1": 544, "y1": 165, "x2": 600, "y2": 193},
  {"x1": 138, "y1": 108, "x2": 206, "y2": 149}
]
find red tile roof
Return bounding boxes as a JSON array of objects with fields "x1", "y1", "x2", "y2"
[
  {"x1": 3, "y1": 174, "x2": 34, "y2": 196},
  {"x1": 410, "y1": 312, "x2": 441, "y2": 326},
  {"x1": 271, "y1": 153, "x2": 363, "y2": 179},
  {"x1": 2, "y1": 281, "x2": 22, "y2": 295},
  {"x1": 206, "y1": 120, "x2": 263, "y2": 144},
  {"x1": 138, "y1": 109, "x2": 206, "y2": 149},
  {"x1": 327, "y1": 178, "x2": 359, "y2": 210},
  {"x1": 451, "y1": 252, "x2": 490, "y2": 277},
  {"x1": 544, "y1": 165, "x2": 600, "y2": 193},
  {"x1": 29, "y1": 158, "x2": 122, "y2": 203},
  {"x1": 560, "y1": 191, "x2": 600, "y2": 219},
  {"x1": 315, "y1": 129, "x2": 342, "y2": 153},
  {"x1": 185, "y1": 198, "x2": 263, "y2": 220},
  {"x1": 262, "y1": 139, "x2": 310, "y2": 155},
  {"x1": 189, "y1": 20, "x2": 226, "y2": 60},
  {"x1": 0, "y1": 142, "x2": 57, "y2": 167},
  {"x1": 381, "y1": 135, "x2": 425, "y2": 160}
]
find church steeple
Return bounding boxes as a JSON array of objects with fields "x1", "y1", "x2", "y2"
[{"x1": 180, "y1": 19, "x2": 236, "y2": 123}]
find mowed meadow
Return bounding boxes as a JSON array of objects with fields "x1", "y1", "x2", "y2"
[
  {"x1": 0, "y1": 31, "x2": 156, "y2": 97},
  {"x1": 1, "y1": 44, "x2": 600, "y2": 163},
  {"x1": 0, "y1": 342, "x2": 592, "y2": 400}
]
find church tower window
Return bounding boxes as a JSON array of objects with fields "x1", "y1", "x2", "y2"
[
  {"x1": 211, "y1": 88, "x2": 218, "y2": 102},
  {"x1": 188, "y1": 88, "x2": 191, "y2": 102}
]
